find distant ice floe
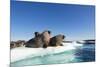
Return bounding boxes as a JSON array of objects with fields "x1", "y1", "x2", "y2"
[
  {"x1": 72, "y1": 41, "x2": 83, "y2": 47},
  {"x1": 62, "y1": 41, "x2": 83, "y2": 47}
]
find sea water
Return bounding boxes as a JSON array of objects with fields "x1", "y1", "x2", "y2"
[{"x1": 10, "y1": 43, "x2": 95, "y2": 67}]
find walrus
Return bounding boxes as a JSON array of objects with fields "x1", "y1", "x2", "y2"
[
  {"x1": 10, "y1": 40, "x2": 25, "y2": 49},
  {"x1": 49, "y1": 34, "x2": 65, "y2": 47},
  {"x1": 41, "y1": 30, "x2": 51, "y2": 48},
  {"x1": 10, "y1": 43, "x2": 16, "y2": 49},
  {"x1": 25, "y1": 32, "x2": 43, "y2": 48}
]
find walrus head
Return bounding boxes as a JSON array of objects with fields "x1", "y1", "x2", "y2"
[
  {"x1": 62, "y1": 35, "x2": 65, "y2": 39},
  {"x1": 34, "y1": 32, "x2": 41, "y2": 37},
  {"x1": 48, "y1": 30, "x2": 51, "y2": 34}
]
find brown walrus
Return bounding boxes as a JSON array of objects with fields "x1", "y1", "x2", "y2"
[
  {"x1": 41, "y1": 30, "x2": 51, "y2": 48},
  {"x1": 25, "y1": 32, "x2": 43, "y2": 48},
  {"x1": 49, "y1": 34, "x2": 65, "y2": 47}
]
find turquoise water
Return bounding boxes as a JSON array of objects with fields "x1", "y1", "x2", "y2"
[
  {"x1": 11, "y1": 44, "x2": 95, "y2": 67},
  {"x1": 11, "y1": 50, "x2": 78, "y2": 67}
]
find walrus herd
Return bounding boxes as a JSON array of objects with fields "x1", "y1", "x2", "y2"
[
  {"x1": 25, "y1": 30, "x2": 65, "y2": 48},
  {"x1": 10, "y1": 30, "x2": 65, "y2": 49}
]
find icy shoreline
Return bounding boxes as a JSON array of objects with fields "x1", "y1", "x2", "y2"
[{"x1": 11, "y1": 42, "x2": 83, "y2": 62}]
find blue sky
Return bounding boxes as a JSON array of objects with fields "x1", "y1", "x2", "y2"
[{"x1": 11, "y1": 1, "x2": 95, "y2": 41}]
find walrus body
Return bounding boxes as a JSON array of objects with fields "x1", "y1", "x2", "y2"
[
  {"x1": 49, "y1": 34, "x2": 65, "y2": 47},
  {"x1": 10, "y1": 40, "x2": 25, "y2": 49},
  {"x1": 25, "y1": 32, "x2": 43, "y2": 48},
  {"x1": 41, "y1": 30, "x2": 51, "y2": 48}
]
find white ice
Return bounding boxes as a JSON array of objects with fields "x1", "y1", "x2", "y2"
[{"x1": 11, "y1": 42, "x2": 83, "y2": 62}]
